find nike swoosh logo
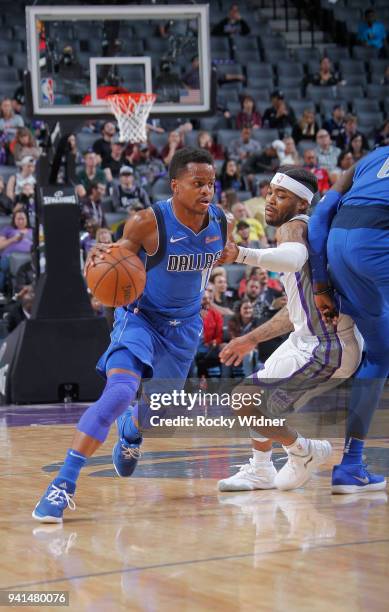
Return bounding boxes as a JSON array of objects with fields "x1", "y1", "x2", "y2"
[
  {"x1": 170, "y1": 236, "x2": 187, "y2": 243},
  {"x1": 353, "y1": 475, "x2": 370, "y2": 484}
]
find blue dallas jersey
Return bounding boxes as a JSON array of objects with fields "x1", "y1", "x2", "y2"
[
  {"x1": 136, "y1": 199, "x2": 227, "y2": 321},
  {"x1": 341, "y1": 145, "x2": 389, "y2": 208}
]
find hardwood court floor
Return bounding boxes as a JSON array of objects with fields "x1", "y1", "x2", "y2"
[{"x1": 0, "y1": 404, "x2": 388, "y2": 612}]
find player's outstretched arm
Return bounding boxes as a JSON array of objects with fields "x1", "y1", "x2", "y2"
[
  {"x1": 219, "y1": 306, "x2": 293, "y2": 366},
  {"x1": 217, "y1": 220, "x2": 309, "y2": 273},
  {"x1": 87, "y1": 209, "x2": 157, "y2": 267}
]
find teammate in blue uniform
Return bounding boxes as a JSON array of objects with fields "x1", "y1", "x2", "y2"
[
  {"x1": 308, "y1": 145, "x2": 389, "y2": 493},
  {"x1": 32, "y1": 147, "x2": 229, "y2": 522}
]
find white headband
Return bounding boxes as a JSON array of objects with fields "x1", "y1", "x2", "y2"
[{"x1": 271, "y1": 172, "x2": 314, "y2": 204}]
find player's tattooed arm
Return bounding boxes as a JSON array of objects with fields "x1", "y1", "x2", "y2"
[
  {"x1": 277, "y1": 219, "x2": 307, "y2": 247},
  {"x1": 87, "y1": 209, "x2": 157, "y2": 266},
  {"x1": 220, "y1": 306, "x2": 293, "y2": 366}
]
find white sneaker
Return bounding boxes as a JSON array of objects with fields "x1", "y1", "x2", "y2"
[
  {"x1": 218, "y1": 458, "x2": 277, "y2": 491},
  {"x1": 274, "y1": 439, "x2": 332, "y2": 491}
]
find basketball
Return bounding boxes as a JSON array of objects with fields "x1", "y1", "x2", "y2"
[{"x1": 85, "y1": 247, "x2": 146, "y2": 308}]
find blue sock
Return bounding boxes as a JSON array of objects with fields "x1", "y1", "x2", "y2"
[
  {"x1": 56, "y1": 449, "x2": 87, "y2": 485},
  {"x1": 341, "y1": 437, "x2": 364, "y2": 466},
  {"x1": 123, "y1": 403, "x2": 141, "y2": 440}
]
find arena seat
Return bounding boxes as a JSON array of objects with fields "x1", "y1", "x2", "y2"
[
  {"x1": 217, "y1": 129, "x2": 241, "y2": 148},
  {"x1": 8, "y1": 252, "x2": 31, "y2": 286},
  {"x1": 0, "y1": 216, "x2": 12, "y2": 229},
  {"x1": 224, "y1": 264, "x2": 247, "y2": 290},
  {"x1": 353, "y1": 99, "x2": 381, "y2": 113}
]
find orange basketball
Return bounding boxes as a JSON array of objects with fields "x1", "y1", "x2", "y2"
[{"x1": 86, "y1": 247, "x2": 146, "y2": 308}]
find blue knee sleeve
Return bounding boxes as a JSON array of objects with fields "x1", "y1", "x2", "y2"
[{"x1": 77, "y1": 374, "x2": 139, "y2": 443}]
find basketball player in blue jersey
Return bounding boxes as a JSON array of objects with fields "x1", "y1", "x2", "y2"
[
  {"x1": 32, "y1": 147, "x2": 233, "y2": 523},
  {"x1": 308, "y1": 145, "x2": 389, "y2": 493},
  {"x1": 216, "y1": 167, "x2": 362, "y2": 492}
]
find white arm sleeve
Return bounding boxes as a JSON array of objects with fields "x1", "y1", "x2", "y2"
[{"x1": 236, "y1": 242, "x2": 308, "y2": 273}]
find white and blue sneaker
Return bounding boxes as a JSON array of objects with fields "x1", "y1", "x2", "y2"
[
  {"x1": 332, "y1": 463, "x2": 387, "y2": 494},
  {"x1": 32, "y1": 479, "x2": 76, "y2": 523},
  {"x1": 112, "y1": 409, "x2": 143, "y2": 478}
]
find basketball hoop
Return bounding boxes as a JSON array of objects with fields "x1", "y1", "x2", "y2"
[{"x1": 106, "y1": 93, "x2": 156, "y2": 144}]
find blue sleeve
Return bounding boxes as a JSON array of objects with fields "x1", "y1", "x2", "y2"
[{"x1": 307, "y1": 190, "x2": 342, "y2": 285}]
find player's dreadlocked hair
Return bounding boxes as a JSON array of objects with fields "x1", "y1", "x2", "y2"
[
  {"x1": 169, "y1": 147, "x2": 214, "y2": 181},
  {"x1": 278, "y1": 165, "x2": 318, "y2": 195}
]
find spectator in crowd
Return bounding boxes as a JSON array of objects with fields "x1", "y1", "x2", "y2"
[
  {"x1": 262, "y1": 91, "x2": 296, "y2": 135},
  {"x1": 12, "y1": 86, "x2": 25, "y2": 118},
  {"x1": 76, "y1": 150, "x2": 106, "y2": 198},
  {"x1": 102, "y1": 140, "x2": 125, "y2": 182},
  {"x1": 218, "y1": 188, "x2": 238, "y2": 212},
  {"x1": 237, "y1": 266, "x2": 269, "y2": 297},
  {"x1": 217, "y1": 159, "x2": 244, "y2": 193},
  {"x1": 241, "y1": 144, "x2": 279, "y2": 190},
  {"x1": 0, "y1": 176, "x2": 12, "y2": 215},
  {"x1": 337, "y1": 150, "x2": 355, "y2": 173},
  {"x1": 357, "y1": 8, "x2": 387, "y2": 52},
  {"x1": 236, "y1": 96, "x2": 262, "y2": 130},
  {"x1": 80, "y1": 182, "x2": 107, "y2": 230},
  {"x1": 3, "y1": 285, "x2": 35, "y2": 333},
  {"x1": 235, "y1": 276, "x2": 269, "y2": 316},
  {"x1": 15, "y1": 255, "x2": 34, "y2": 294},
  {"x1": 235, "y1": 220, "x2": 261, "y2": 248},
  {"x1": 183, "y1": 56, "x2": 200, "y2": 90},
  {"x1": 230, "y1": 297, "x2": 255, "y2": 333},
  {"x1": 231, "y1": 201, "x2": 266, "y2": 246},
  {"x1": 347, "y1": 133, "x2": 369, "y2": 162},
  {"x1": 272, "y1": 137, "x2": 301, "y2": 165},
  {"x1": 0, "y1": 98, "x2": 24, "y2": 143},
  {"x1": 291, "y1": 109, "x2": 319, "y2": 144},
  {"x1": 244, "y1": 179, "x2": 270, "y2": 231},
  {"x1": 212, "y1": 4, "x2": 250, "y2": 36},
  {"x1": 197, "y1": 131, "x2": 224, "y2": 160},
  {"x1": 111, "y1": 166, "x2": 150, "y2": 213},
  {"x1": 131, "y1": 143, "x2": 166, "y2": 188},
  {"x1": 227, "y1": 127, "x2": 261, "y2": 162},
  {"x1": 161, "y1": 130, "x2": 185, "y2": 166},
  {"x1": 314, "y1": 130, "x2": 341, "y2": 173},
  {"x1": 382, "y1": 65, "x2": 389, "y2": 85},
  {"x1": 337, "y1": 114, "x2": 369, "y2": 151},
  {"x1": 307, "y1": 57, "x2": 342, "y2": 88},
  {"x1": 195, "y1": 287, "x2": 224, "y2": 378},
  {"x1": 212, "y1": 272, "x2": 235, "y2": 316},
  {"x1": 227, "y1": 298, "x2": 259, "y2": 375},
  {"x1": 323, "y1": 104, "x2": 346, "y2": 147},
  {"x1": 80, "y1": 219, "x2": 99, "y2": 261},
  {"x1": 92, "y1": 121, "x2": 117, "y2": 164},
  {"x1": 0, "y1": 210, "x2": 33, "y2": 297},
  {"x1": 11, "y1": 128, "x2": 40, "y2": 164},
  {"x1": 375, "y1": 120, "x2": 389, "y2": 147},
  {"x1": 50, "y1": 133, "x2": 82, "y2": 185},
  {"x1": 303, "y1": 149, "x2": 330, "y2": 194},
  {"x1": 96, "y1": 227, "x2": 112, "y2": 244},
  {"x1": 6, "y1": 156, "x2": 36, "y2": 202},
  {"x1": 16, "y1": 183, "x2": 37, "y2": 227}
]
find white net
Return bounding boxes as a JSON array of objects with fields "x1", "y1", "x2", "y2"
[{"x1": 106, "y1": 93, "x2": 156, "y2": 143}]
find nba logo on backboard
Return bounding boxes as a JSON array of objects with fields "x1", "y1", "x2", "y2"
[{"x1": 41, "y1": 77, "x2": 54, "y2": 105}]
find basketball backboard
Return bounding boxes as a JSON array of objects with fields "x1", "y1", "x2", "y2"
[{"x1": 26, "y1": 4, "x2": 211, "y2": 117}]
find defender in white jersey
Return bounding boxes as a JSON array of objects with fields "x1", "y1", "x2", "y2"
[{"x1": 218, "y1": 167, "x2": 362, "y2": 492}]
